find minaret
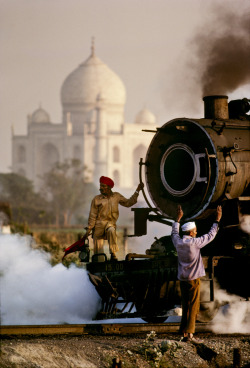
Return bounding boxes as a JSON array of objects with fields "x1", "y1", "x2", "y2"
[
  {"x1": 91, "y1": 36, "x2": 95, "y2": 57},
  {"x1": 94, "y1": 93, "x2": 107, "y2": 184}
]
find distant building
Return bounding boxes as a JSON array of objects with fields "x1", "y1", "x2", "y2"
[{"x1": 12, "y1": 43, "x2": 157, "y2": 190}]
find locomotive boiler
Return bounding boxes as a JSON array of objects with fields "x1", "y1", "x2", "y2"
[{"x1": 86, "y1": 95, "x2": 250, "y2": 322}]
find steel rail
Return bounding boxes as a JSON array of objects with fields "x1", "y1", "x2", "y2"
[{"x1": 0, "y1": 322, "x2": 212, "y2": 336}]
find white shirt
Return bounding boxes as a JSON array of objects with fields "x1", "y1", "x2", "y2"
[{"x1": 171, "y1": 222, "x2": 219, "y2": 281}]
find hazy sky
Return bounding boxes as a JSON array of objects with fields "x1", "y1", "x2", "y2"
[{"x1": 1, "y1": 0, "x2": 249, "y2": 173}]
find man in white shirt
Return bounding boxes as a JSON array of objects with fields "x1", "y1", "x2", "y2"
[{"x1": 171, "y1": 205, "x2": 222, "y2": 343}]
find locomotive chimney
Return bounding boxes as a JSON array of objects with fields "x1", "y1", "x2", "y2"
[{"x1": 203, "y1": 95, "x2": 229, "y2": 119}]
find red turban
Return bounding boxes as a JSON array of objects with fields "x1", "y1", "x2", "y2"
[{"x1": 100, "y1": 176, "x2": 114, "y2": 188}]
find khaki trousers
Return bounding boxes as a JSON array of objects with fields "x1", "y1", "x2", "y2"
[
  {"x1": 93, "y1": 226, "x2": 118, "y2": 255},
  {"x1": 179, "y1": 278, "x2": 200, "y2": 334}
]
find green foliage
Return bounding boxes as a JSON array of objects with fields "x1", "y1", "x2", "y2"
[
  {"x1": 40, "y1": 159, "x2": 96, "y2": 226},
  {"x1": 0, "y1": 172, "x2": 34, "y2": 204},
  {"x1": 32, "y1": 230, "x2": 83, "y2": 266},
  {"x1": 141, "y1": 331, "x2": 163, "y2": 367},
  {"x1": 0, "y1": 202, "x2": 12, "y2": 222},
  {"x1": 0, "y1": 173, "x2": 50, "y2": 225},
  {"x1": 137, "y1": 331, "x2": 183, "y2": 368},
  {"x1": 11, "y1": 221, "x2": 32, "y2": 235},
  {"x1": 0, "y1": 160, "x2": 96, "y2": 227}
]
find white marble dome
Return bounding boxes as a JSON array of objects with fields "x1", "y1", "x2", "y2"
[
  {"x1": 31, "y1": 107, "x2": 50, "y2": 123},
  {"x1": 61, "y1": 50, "x2": 126, "y2": 107},
  {"x1": 135, "y1": 108, "x2": 156, "y2": 125}
]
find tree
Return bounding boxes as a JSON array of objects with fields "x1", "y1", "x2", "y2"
[
  {"x1": 0, "y1": 173, "x2": 49, "y2": 225},
  {"x1": 41, "y1": 159, "x2": 96, "y2": 227}
]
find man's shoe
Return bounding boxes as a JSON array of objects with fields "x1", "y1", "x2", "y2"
[
  {"x1": 189, "y1": 337, "x2": 203, "y2": 344},
  {"x1": 182, "y1": 336, "x2": 203, "y2": 344}
]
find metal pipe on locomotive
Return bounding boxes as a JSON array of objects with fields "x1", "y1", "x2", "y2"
[{"x1": 86, "y1": 95, "x2": 250, "y2": 322}]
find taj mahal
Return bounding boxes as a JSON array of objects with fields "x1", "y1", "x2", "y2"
[{"x1": 12, "y1": 43, "x2": 157, "y2": 191}]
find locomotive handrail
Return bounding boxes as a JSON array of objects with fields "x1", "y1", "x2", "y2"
[
  {"x1": 209, "y1": 121, "x2": 250, "y2": 128},
  {"x1": 139, "y1": 158, "x2": 162, "y2": 216},
  {"x1": 200, "y1": 147, "x2": 213, "y2": 206},
  {"x1": 208, "y1": 121, "x2": 250, "y2": 135}
]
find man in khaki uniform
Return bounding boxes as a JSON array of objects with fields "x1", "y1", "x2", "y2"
[{"x1": 84, "y1": 176, "x2": 144, "y2": 260}]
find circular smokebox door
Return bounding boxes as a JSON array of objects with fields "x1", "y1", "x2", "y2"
[{"x1": 160, "y1": 144, "x2": 197, "y2": 197}]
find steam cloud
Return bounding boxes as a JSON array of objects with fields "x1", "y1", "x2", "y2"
[
  {"x1": 193, "y1": 5, "x2": 250, "y2": 96},
  {"x1": 1, "y1": 234, "x2": 249, "y2": 332},
  {"x1": 211, "y1": 287, "x2": 250, "y2": 334},
  {"x1": 239, "y1": 214, "x2": 250, "y2": 234},
  {"x1": 0, "y1": 234, "x2": 101, "y2": 325}
]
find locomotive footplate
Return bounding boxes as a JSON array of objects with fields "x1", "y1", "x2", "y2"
[{"x1": 87, "y1": 254, "x2": 222, "y2": 323}]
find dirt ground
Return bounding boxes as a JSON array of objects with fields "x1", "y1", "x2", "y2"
[{"x1": 1, "y1": 333, "x2": 250, "y2": 368}]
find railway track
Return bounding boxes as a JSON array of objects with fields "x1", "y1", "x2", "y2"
[{"x1": 0, "y1": 322, "x2": 212, "y2": 336}]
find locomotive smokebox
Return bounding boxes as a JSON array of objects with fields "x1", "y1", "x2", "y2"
[
  {"x1": 144, "y1": 96, "x2": 250, "y2": 222},
  {"x1": 203, "y1": 95, "x2": 229, "y2": 119}
]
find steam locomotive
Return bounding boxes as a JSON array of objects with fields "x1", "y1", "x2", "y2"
[{"x1": 86, "y1": 95, "x2": 250, "y2": 322}]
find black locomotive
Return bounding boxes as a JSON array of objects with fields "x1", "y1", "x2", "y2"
[{"x1": 86, "y1": 95, "x2": 250, "y2": 322}]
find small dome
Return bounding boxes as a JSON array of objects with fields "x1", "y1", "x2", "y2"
[
  {"x1": 135, "y1": 108, "x2": 156, "y2": 125},
  {"x1": 61, "y1": 51, "x2": 126, "y2": 107},
  {"x1": 31, "y1": 107, "x2": 50, "y2": 123}
]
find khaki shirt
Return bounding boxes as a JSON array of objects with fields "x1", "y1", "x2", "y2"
[{"x1": 88, "y1": 191, "x2": 139, "y2": 238}]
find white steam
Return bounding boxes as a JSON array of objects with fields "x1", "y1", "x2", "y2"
[
  {"x1": 1, "y1": 234, "x2": 249, "y2": 332},
  {"x1": 200, "y1": 277, "x2": 250, "y2": 334},
  {"x1": 210, "y1": 213, "x2": 250, "y2": 333},
  {"x1": 211, "y1": 287, "x2": 250, "y2": 334},
  {"x1": 239, "y1": 214, "x2": 250, "y2": 234},
  {"x1": 0, "y1": 234, "x2": 101, "y2": 325}
]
